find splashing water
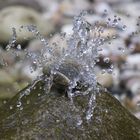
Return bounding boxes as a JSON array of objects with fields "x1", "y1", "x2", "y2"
[
  {"x1": 6, "y1": 11, "x2": 117, "y2": 123},
  {"x1": 43, "y1": 11, "x2": 105, "y2": 121}
]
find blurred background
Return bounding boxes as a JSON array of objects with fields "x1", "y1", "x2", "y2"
[{"x1": 0, "y1": 0, "x2": 140, "y2": 119}]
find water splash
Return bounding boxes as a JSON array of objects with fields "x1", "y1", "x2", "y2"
[
  {"x1": 4, "y1": 11, "x2": 124, "y2": 124},
  {"x1": 46, "y1": 11, "x2": 105, "y2": 121}
]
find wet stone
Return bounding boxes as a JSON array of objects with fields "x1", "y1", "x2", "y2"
[
  {"x1": 0, "y1": 61, "x2": 140, "y2": 139},
  {"x1": 0, "y1": 80, "x2": 140, "y2": 139}
]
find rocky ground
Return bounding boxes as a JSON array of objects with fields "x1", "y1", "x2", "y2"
[{"x1": 0, "y1": 0, "x2": 140, "y2": 119}]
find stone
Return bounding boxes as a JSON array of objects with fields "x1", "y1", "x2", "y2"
[
  {"x1": 49, "y1": 34, "x2": 67, "y2": 56},
  {"x1": 119, "y1": 54, "x2": 140, "y2": 95},
  {"x1": 0, "y1": 60, "x2": 140, "y2": 140},
  {"x1": 0, "y1": 79, "x2": 140, "y2": 139},
  {"x1": 0, "y1": 70, "x2": 14, "y2": 85},
  {"x1": 0, "y1": 0, "x2": 43, "y2": 11},
  {"x1": 125, "y1": 36, "x2": 140, "y2": 54},
  {"x1": 61, "y1": 24, "x2": 73, "y2": 35},
  {"x1": 135, "y1": 112, "x2": 140, "y2": 120},
  {"x1": 120, "y1": 70, "x2": 140, "y2": 94},
  {"x1": 97, "y1": 72, "x2": 113, "y2": 88},
  {"x1": 94, "y1": 2, "x2": 112, "y2": 15},
  {"x1": 0, "y1": 50, "x2": 15, "y2": 67},
  {"x1": 126, "y1": 78, "x2": 140, "y2": 95},
  {"x1": 0, "y1": 6, "x2": 54, "y2": 44},
  {"x1": 27, "y1": 39, "x2": 43, "y2": 53},
  {"x1": 0, "y1": 66, "x2": 29, "y2": 99},
  {"x1": 126, "y1": 54, "x2": 140, "y2": 70}
]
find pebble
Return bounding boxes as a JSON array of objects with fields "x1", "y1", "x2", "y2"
[
  {"x1": 94, "y1": 2, "x2": 112, "y2": 15},
  {"x1": 61, "y1": 24, "x2": 73, "y2": 35},
  {"x1": 0, "y1": 0, "x2": 43, "y2": 11},
  {"x1": 0, "y1": 70, "x2": 14, "y2": 85},
  {"x1": 49, "y1": 34, "x2": 67, "y2": 56},
  {"x1": 0, "y1": 6, "x2": 54, "y2": 44},
  {"x1": 27, "y1": 39, "x2": 43, "y2": 53},
  {"x1": 97, "y1": 72, "x2": 113, "y2": 88},
  {"x1": 126, "y1": 54, "x2": 140, "y2": 70}
]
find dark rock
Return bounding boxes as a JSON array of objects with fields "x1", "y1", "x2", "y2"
[
  {"x1": 0, "y1": 76, "x2": 140, "y2": 139},
  {"x1": 0, "y1": 59, "x2": 140, "y2": 139}
]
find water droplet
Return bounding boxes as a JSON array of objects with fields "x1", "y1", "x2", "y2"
[
  {"x1": 30, "y1": 66, "x2": 34, "y2": 73},
  {"x1": 105, "y1": 109, "x2": 108, "y2": 113},
  {"x1": 6, "y1": 45, "x2": 11, "y2": 51},
  {"x1": 17, "y1": 101, "x2": 22, "y2": 108},
  {"x1": 107, "y1": 68, "x2": 113, "y2": 74},
  {"x1": 56, "y1": 119, "x2": 60, "y2": 123},
  {"x1": 33, "y1": 60, "x2": 37, "y2": 64},
  {"x1": 77, "y1": 118, "x2": 83, "y2": 126},
  {"x1": 17, "y1": 44, "x2": 21, "y2": 50},
  {"x1": 122, "y1": 25, "x2": 127, "y2": 31},
  {"x1": 10, "y1": 106, "x2": 13, "y2": 110},
  {"x1": 118, "y1": 47, "x2": 125, "y2": 52},
  {"x1": 108, "y1": 18, "x2": 111, "y2": 21},
  {"x1": 103, "y1": 57, "x2": 110, "y2": 63}
]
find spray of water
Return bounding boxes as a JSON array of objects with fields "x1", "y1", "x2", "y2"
[{"x1": 5, "y1": 11, "x2": 121, "y2": 123}]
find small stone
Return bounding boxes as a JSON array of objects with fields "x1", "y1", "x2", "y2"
[
  {"x1": 126, "y1": 54, "x2": 140, "y2": 70},
  {"x1": 94, "y1": 2, "x2": 112, "y2": 15},
  {"x1": 27, "y1": 39, "x2": 43, "y2": 53},
  {"x1": 49, "y1": 34, "x2": 67, "y2": 56},
  {"x1": 96, "y1": 72, "x2": 113, "y2": 88},
  {"x1": 0, "y1": 6, "x2": 54, "y2": 44},
  {"x1": 0, "y1": 70, "x2": 14, "y2": 85},
  {"x1": 0, "y1": 0, "x2": 43, "y2": 11}
]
